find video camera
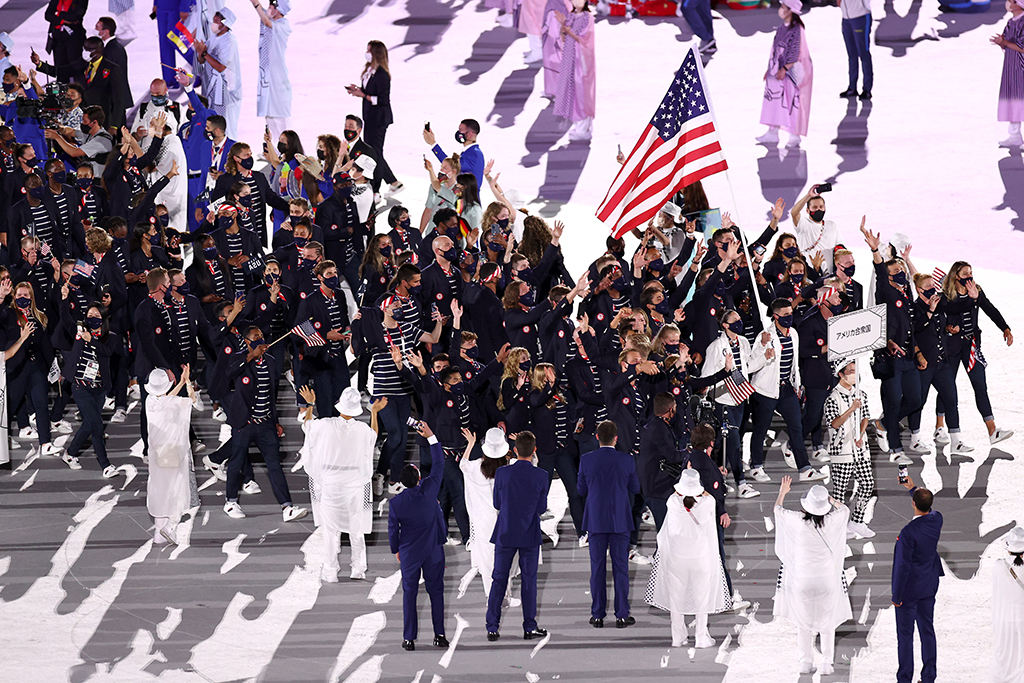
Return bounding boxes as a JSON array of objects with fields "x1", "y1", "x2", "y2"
[{"x1": 16, "y1": 81, "x2": 72, "y2": 129}]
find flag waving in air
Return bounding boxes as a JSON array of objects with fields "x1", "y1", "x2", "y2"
[
  {"x1": 167, "y1": 21, "x2": 195, "y2": 56},
  {"x1": 291, "y1": 319, "x2": 325, "y2": 347},
  {"x1": 597, "y1": 46, "x2": 728, "y2": 239}
]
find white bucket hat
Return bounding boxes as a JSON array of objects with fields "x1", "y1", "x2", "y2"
[
  {"x1": 674, "y1": 469, "x2": 705, "y2": 497},
  {"x1": 660, "y1": 201, "x2": 682, "y2": 221},
  {"x1": 481, "y1": 427, "x2": 510, "y2": 459},
  {"x1": 800, "y1": 485, "x2": 832, "y2": 516},
  {"x1": 781, "y1": 0, "x2": 803, "y2": 13},
  {"x1": 336, "y1": 387, "x2": 363, "y2": 417},
  {"x1": 0, "y1": 32, "x2": 14, "y2": 53},
  {"x1": 145, "y1": 369, "x2": 173, "y2": 397},
  {"x1": 354, "y1": 156, "x2": 376, "y2": 180},
  {"x1": 1006, "y1": 526, "x2": 1024, "y2": 554}
]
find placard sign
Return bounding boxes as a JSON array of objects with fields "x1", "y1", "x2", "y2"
[{"x1": 827, "y1": 304, "x2": 887, "y2": 362}]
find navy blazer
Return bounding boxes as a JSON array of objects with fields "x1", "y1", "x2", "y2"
[
  {"x1": 462, "y1": 282, "x2": 507, "y2": 362},
  {"x1": 388, "y1": 441, "x2": 446, "y2": 561},
  {"x1": 491, "y1": 459, "x2": 549, "y2": 548},
  {"x1": 133, "y1": 296, "x2": 181, "y2": 381},
  {"x1": 226, "y1": 352, "x2": 279, "y2": 429},
  {"x1": 638, "y1": 416, "x2": 686, "y2": 500},
  {"x1": 293, "y1": 287, "x2": 350, "y2": 372},
  {"x1": 892, "y1": 501, "x2": 944, "y2": 604},
  {"x1": 577, "y1": 446, "x2": 640, "y2": 534}
]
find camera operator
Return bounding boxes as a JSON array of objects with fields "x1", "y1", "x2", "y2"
[
  {"x1": 32, "y1": 38, "x2": 126, "y2": 130},
  {"x1": 1, "y1": 66, "x2": 47, "y2": 161},
  {"x1": 43, "y1": 105, "x2": 112, "y2": 175}
]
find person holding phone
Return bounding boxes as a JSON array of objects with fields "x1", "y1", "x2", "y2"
[{"x1": 824, "y1": 358, "x2": 875, "y2": 539}]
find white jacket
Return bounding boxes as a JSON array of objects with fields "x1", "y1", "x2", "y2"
[
  {"x1": 750, "y1": 324, "x2": 802, "y2": 399},
  {"x1": 703, "y1": 331, "x2": 771, "y2": 406}
]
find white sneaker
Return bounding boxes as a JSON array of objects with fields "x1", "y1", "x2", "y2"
[
  {"x1": 386, "y1": 181, "x2": 405, "y2": 196},
  {"x1": 387, "y1": 481, "x2": 406, "y2": 496},
  {"x1": 999, "y1": 135, "x2": 1024, "y2": 148},
  {"x1": 737, "y1": 483, "x2": 761, "y2": 498},
  {"x1": 40, "y1": 443, "x2": 63, "y2": 457},
  {"x1": 191, "y1": 439, "x2": 206, "y2": 454},
  {"x1": 756, "y1": 128, "x2": 779, "y2": 144},
  {"x1": 874, "y1": 424, "x2": 890, "y2": 453},
  {"x1": 242, "y1": 480, "x2": 262, "y2": 495},
  {"x1": 524, "y1": 50, "x2": 543, "y2": 64},
  {"x1": 907, "y1": 439, "x2": 930, "y2": 455},
  {"x1": 110, "y1": 408, "x2": 127, "y2": 423},
  {"x1": 224, "y1": 501, "x2": 245, "y2": 519},
  {"x1": 990, "y1": 428, "x2": 1014, "y2": 445},
  {"x1": 933, "y1": 426, "x2": 950, "y2": 444},
  {"x1": 212, "y1": 406, "x2": 227, "y2": 422},
  {"x1": 641, "y1": 508, "x2": 656, "y2": 526},
  {"x1": 102, "y1": 465, "x2": 119, "y2": 479},
  {"x1": 695, "y1": 634, "x2": 716, "y2": 649},
  {"x1": 748, "y1": 466, "x2": 771, "y2": 483},
  {"x1": 496, "y1": 12, "x2": 513, "y2": 26},
  {"x1": 282, "y1": 505, "x2": 308, "y2": 522},
  {"x1": 578, "y1": 532, "x2": 589, "y2": 548},
  {"x1": 372, "y1": 473, "x2": 385, "y2": 496},
  {"x1": 159, "y1": 527, "x2": 178, "y2": 546},
  {"x1": 51, "y1": 420, "x2": 73, "y2": 434},
  {"x1": 320, "y1": 569, "x2": 339, "y2": 583},
  {"x1": 445, "y1": 536, "x2": 462, "y2": 546},
  {"x1": 129, "y1": 384, "x2": 141, "y2": 401},
  {"x1": 894, "y1": 453, "x2": 913, "y2": 465},
  {"x1": 628, "y1": 549, "x2": 652, "y2": 565},
  {"x1": 781, "y1": 440, "x2": 797, "y2": 469},
  {"x1": 799, "y1": 468, "x2": 826, "y2": 482},
  {"x1": 103, "y1": 397, "x2": 116, "y2": 411},
  {"x1": 203, "y1": 455, "x2": 228, "y2": 481},
  {"x1": 62, "y1": 453, "x2": 82, "y2": 470},
  {"x1": 799, "y1": 660, "x2": 815, "y2": 674},
  {"x1": 819, "y1": 662, "x2": 835, "y2": 676},
  {"x1": 950, "y1": 439, "x2": 974, "y2": 455},
  {"x1": 811, "y1": 448, "x2": 831, "y2": 463},
  {"x1": 848, "y1": 521, "x2": 876, "y2": 538},
  {"x1": 785, "y1": 134, "x2": 802, "y2": 148},
  {"x1": 350, "y1": 570, "x2": 366, "y2": 580},
  {"x1": 18, "y1": 426, "x2": 37, "y2": 440}
]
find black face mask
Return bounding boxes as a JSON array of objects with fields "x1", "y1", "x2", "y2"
[
  {"x1": 203, "y1": 129, "x2": 215, "y2": 141},
  {"x1": 380, "y1": 245, "x2": 392, "y2": 258},
  {"x1": 265, "y1": 272, "x2": 279, "y2": 286},
  {"x1": 664, "y1": 343, "x2": 680, "y2": 354},
  {"x1": 277, "y1": 141, "x2": 288, "y2": 154},
  {"x1": 158, "y1": 213, "x2": 170, "y2": 227},
  {"x1": 921, "y1": 287, "x2": 936, "y2": 299},
  {"x1": 237, "y1": 156, "x2": 254, "y2": 171},
  {"x1": 217, "y1": 215, "x2": 234, "y2": 230},
  {"x1": 204, "y1": 247, "x2": 218, "y2": 259},
  {"x1": 497, "y1": 217, "x2": 509, "y2": 230},
  {"x1": 809, "y1": 209, "x2": 826, "y2": 222},
  {"x1": 76, "y1": 177, "x2": 92, "y2": 190},
  {"x1": 335, "y1": 184, "x2": 353, "y2": 198},
  {"x1": 399, "y1": 217, "x2": 411, "y2": 230},
  {"x1": 455, "y1": 130, "x2": 467, "y2": 144},
  {"x1": 782, "y1": 246, "x2": 798, "y2": 259},
  {"x1": 294, "y1": 236, "x2": 308, "y2": 248},
  {"x1": 464, "y1": 346, "x2": 479, "y2": 360},
  {"x1": 238, "y1": 195, "x2": 252, "y2": 208},
  {"x1": 790, "y1": 273, "x2": 804, "y2": 284},
  {"x1": 829, "y1": 303, "x2": 844, "y2": 315},
  {"x1": 80, "y1": 122, "x2": 91, "y2": 134},
  {"x1": 316, "y1": 149, "x2": 326, "y2": 161},
  {"x1": 86, "y1": 317, "x2": 103, "y2": 330},
  {"x1": 840, "y1": 263, "x2": 855, "y2": 278},
  {"x1": 727, "y1": 320, "x2": 745, "y2": 335},
  {"x1": 442, "y1": 246, "x2": 460, "y2": 263},
  {"x1": 28, "y1": 185, "x2": 46, "y2": 200},
  {"x1": 50, "y1": 170, "x2": 67, "y2": 184},
  {"x1": 653, "y1": 299, "x2": 671, "y2": 315},
  {"x1": 892, "y1": 271, "x2": 908, "y2": 286},
  {"x1": 322, "y1": 275, "x2": 340, "y2": 290},
  {"x1": 343, "y1": 129, "x2": 358, "y2": 142},
  {"x1": 520, "y1": 289, "x2": 535, "y2": 307}
]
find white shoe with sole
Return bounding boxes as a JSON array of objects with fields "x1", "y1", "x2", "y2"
[
  {"x1": 874, "y1": 424, "x2": 889, "y2": 452},
  {"x1": 212, "y1": 407, "x2": 227, "y2": 422},
  {"x1": 628, "y1": 549, "x2": 652, "y2": 565},
  {"x1": 224, "y1": 501, "x2": 245, "y2": 519},
  {"x1": 578, "y1": 532, "x2": 589, "y2": 548},
  {"x1": 387, "y1": 481, "x2": 406, "y2": 496},
  {"x1": 848, "y1": 521, "x2": 876, "y2": 539},
  {"x1": 203, "y1": 455, "x2": 227, "y2": 481},
  {"x1": 242, "y1": 480, "x2": 262, "y2": 495},
  {"x1": 111, "y1": 408, "x2": 127, "y2": 423},
  {"x1": 191, "y1": 440, "x2": 206, "y2": 454},
  {"x1": 695, "y1": 635, "x2": 716, "y2": 649},
  {"x1": 40, "y1": 443, "x2": 63, "y2": 457},
  {"x1": 748, "y1": 466, "x2": 771, "y2": 483},
  {"x1": 799, "y1": 469, "x2": 826, "y2": 482},
  {"x1": 18, "y1": 426, "x2": 37, "y2": 440},
  {"x1": 756, "y1": 128, "x2": 779, "y2": 144},
  {"x1": 282, "y1": 505, "x2": 308, "y2": 522},
  {"x1": 811, "y1": 448, "x2": 830, "y2": 463},
  {"x1": 950, "y1": 439, "x2": 974, "y2": 454},
  {"x1": 990, "y1": 428, "x2": 1014, "y2": 445},
  {"x1": 102, "y1": 465, "x2": 119, "y2": 479},
  {"x1": 320, "y1": 569, "x2": 339, "y2": 583},
  {"x1": 894, "y1": 453, "x2": 913, "y2": 465},
  {"x1": 933, "y1": 426, "x2": 950, "y2": 444},
  {"x1": 51, "y1": 420, "x2": 73, "y2": 434},
  {"x1": 62, "y1": 453, "x2": 82, "y2": 470},
  {"x1": 907, "y1": 439, "x2": 930, "y2": 454},
  {"x1": 737, "y1": 483, "x2": 761, "y2": 498}
]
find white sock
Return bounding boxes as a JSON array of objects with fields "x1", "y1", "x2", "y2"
[{"x1": 1010, "y1": 122, "x2": 1021, "y2": 137}]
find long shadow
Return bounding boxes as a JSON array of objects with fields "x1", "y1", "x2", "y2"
[
  {"x1": 456, "y1": 25, "x2": 522, "y2": 85},
  {"x1": 488, "y1": 64, "x2": 542, "y2": 129},
  {"x1": 825, "y1": 98, "x2": 872, "y2": 185},
  {"x1": 394, "y1": 0, "x2": 471, "y2": 60},
  {"x1": 756, "y1": 145, "x2": 808, "y2": 221},
  {"x1": 935, "y1": 4, "x2": 1005, "y2": 39},
  {"x1": 717, "y1": 7, "x2": 786, "y2": 39},
  {"x1": 875, "y1": 0, "x2": 936, "y2": 57},
  {"x1": 520, "y1": 101, "x2": 567, "y2": 168},
  {"x1": 324, "y1": 0, "x2": 377, "y2": 27},
  {"x1": 536, "y1": 139, "x2": 593, "y2": 214},
  {"x1": 0, "y1": 0, "x2": 48, "y2": 33},
  {"x1": 995, "y1": 149, "x2": 1024, "y2": 233}
]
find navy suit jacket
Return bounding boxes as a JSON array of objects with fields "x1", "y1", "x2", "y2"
[
  {"x1": 577, "y1": 446, "x2": 640, "y2": 534},
  {"x1": 491, "y1": 459, "x2": 549, "y2": 548},
  {"x1": 892, "y1": 505, "x2": 944, "y2": 605},
  {"x1": 388, "y1": 441, "x2": 447, "y2": 562},
  {"x1": 225, "y1": 352, "x2": 279, "y2": 429}
]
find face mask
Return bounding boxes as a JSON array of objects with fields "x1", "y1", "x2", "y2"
[
  {"x1": 343, "y1": 129, "x2": 358, "y2": 142},
  {"x1": 437, "y1": 172, "x2": 447, "y2": 183},
  {"x1": 158, "y1": 213, "x2": 170, "y2": 227},
  {"x1": 151, "y1": 94, "x2": 168, "y2": 107},
  {"x1": 365, "y1": 51, "x2": 373, "y2": 62},
  {"x1": 464, "y1": 346, "x2": 479, "y2": 360},
  {"x1": 380, "y1": 245, "x2": 392, "y2": 258},
  {"x1": 81, "y1": 122, "x2": 91, "y2": 134},
  {"x1": 448, "y1": 381, "x2": 465, "y2": 395},
  {"x1": 15, "y1": 296, "x2": 31, "y2": 309},
  {"x1": 790, "y1": 273, "x2": 804, "y2": 284},
  {"x1": 322, "y1": 275, "x2": 340, "y2": 290},
  {"x1": 82, "y1": 50, "x2": 94, "y2": 61},
  {"x1": 958, "y1": 276, "x2": 973, "y2": 286},
  {"x1": 455, "y1": 130, "x2": 467, "y2": 144},
  {"x1": 714, "y1": 280, "x2": 727, "y2": 297},
  {"x1": 204, "y1": 247, "x2": 218, "y2": 259},
  {"x1": 299, "y1": 257, "x2": 315, "y2": 270},
  {"x1": 612, "y1": 276, "x2": 627, "y2": 291},
  {"x1": 23, "y1": 157, "x2": 39, "y2": 168},
  {"x1": 727, "y1": 320, "x2": 745, "y2": 335},
  {"x1": 408, "y1": 283, "x2": 422, "y2": 296},
  {"x1": 49, "y1": 170, "x2": 67, "y2": 184},
  {"x1": 776, "y1": 313, "x2": 794, "y2": 328},
  {"x1": 217, "y1": 215, "x2": 234, "y2": 230},
  {"x1": 149, "y1": 233, "x2": 161, "y2": 246},
  {"x1": 336, "y1": 184, "x2": 353, "y2": 198},
  {"x1": 654, "y1": 299, "x2": 671, "y2": 315},
  {"x1": 86, "y1": 317, "x2": 103, "y2": 330},
  {"x1": 316, "y1": 149, "x2": 326, "y2": 161},
  {"x1": 497, "y1": 217, "x2": 509, "y2": 230},
  {"x1": 113, "y1": 236, "x2": 127, "y2": 247},
  {"x1": 487, "y1": 241, "x2": 503, "y2": 253},
  {"x1": 520, "y1": 289, "x2": 535, "y2": 307},
  {"x1": 840, "y1": 264, "x2": 855, "y2": 278},
  {"x1": 809, "y1": 209, "x2": 826, "y2": 222},
  {"x1": 238, "y1": 195, "x2": 251, "y2": 208},
  {"x1": 2, "y1": 82, "x2": 14, "y2": 93},
  {"x1": 174, "y1": 282, "x2": 191, "y2": 295},
  {"x1": 247, "y1": 338, "x2": 263, "y2": 350},
  {"x1": 892, "y1": 271, "x2": 908, "y2": 286},
  {"x1": 264, "y1": 272, "x2": 279, "y2": 286},
  {"x1": 442, "y1": 246, "x2": 460, "y2": 263},
  {"x1": 28, "y1": 185, "x2": 46, "y2": 200},
  {"x1": 294, "y1": 236, "x2": 308, "y2": 248},
  {"x1": 649, "y1": 258, "x2": 665, "y2": 272},
  {"x1": 922, "y1": 287, "x2": 936, "y2": 299},
  {"x1": 238, "y1": 156, "x2": 254, "y2": 171},
  {"x1": 399, "y1": 217, "x2": 411, "y2": 230},
  {"x1": 830, "y1": 303, "x2": 844, "y2": 315},
  {"x1": 519, "y1": 361, "x2": 531, "y2": 373},
  {"x1": 76, "y1": 177, "x2": 92, "y2": 190},
  {"x1": 203, "y1": 129, "x2": 215, "y2": 141},
  {"x1": 277, "y1": 141, "x2": 288, "y2": 154},
  {"x1": 782, "y1": 246, "x2": 799, "y2": 259},
  {"x1": 664, "y1": 343, "x2": 680, "y2": 354}
]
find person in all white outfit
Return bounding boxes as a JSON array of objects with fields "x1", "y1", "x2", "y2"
[
  {"x1": 299, "y1": 386, "x2": 385, "y2": 582},
  {"x1": 773, "y1": 477, "x2": 852, "y2": 676},
  {"x1": 137, "y1": 116, "x2": 188, "y2": 232},
  {"x1": 645, "y1": 469, "x2": 731, "y2": 648},
  {"x1": 459, "y1": 427, "x2": 510, "y2": 596},
  {"x1": 195, "y1": 7, "x2": 242, "y2": 140},
  {"x1": 992, "y1": 526, "x2": 1024, "y2": 683},
  {"x1": 251, "y1": 0, "x2": 293, "y2": 140},
  {"x1": 145, "y1": 366, "x2": 199, "y2": 546}
]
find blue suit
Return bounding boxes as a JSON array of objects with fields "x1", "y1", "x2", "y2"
[
  {"x1": 431, "y1": 142, "x2": 484, "y2": 188},
  {"x1": 486, "y1": 458, "x2": 549, "y2": 633},
  {"x1": 180, "y1": 87, "x2": 236, "y2": 232},
  {"x1": 577, "y1": 446, "x2": 640, "y2": 620},
  {"x1": 892, "y1": 491, "x2": 943, "y2": 683},
  {"x1": 388, "y1": 440, "x2": 447, "y2": 641}
]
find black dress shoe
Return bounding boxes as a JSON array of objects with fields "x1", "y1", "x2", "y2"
[
  {"x1": 402, "y1": 640, "x2": 415, "y2": 651},
  {"x1": 486, "y1": 631, "x2": 500, "y2": 642},
  {"x1": 616, "y1": 616, "x2": 636, "y2": 628},
  {"x1": 524, "y1": 627, "x2": 548, "y2": 640},
  {"x1": 859, "y1": 90, "x2": 872, "y2": 101},
  {"x1": 433, "y1": 634, "x2": 449, "y2": 648},
  {"x1": 589, "y1": 617, "x2": 604, "y2": 628},
  {"x1": 839, "y1": 88, "x2": 858, "y2": 98}
]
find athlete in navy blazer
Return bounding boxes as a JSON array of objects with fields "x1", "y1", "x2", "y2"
[
  {"x1": 486, "y1": 432, "x2": 550, "y2": 641},
  {"x1": 892, "y1": 476, "x2": 943, "y2": 683},
  {"x1": 388, "y1": 423, "x2": 448, "y2": 650},
  {"x1": 577, "y1": 421, "x2": 641, "y2": 627}
]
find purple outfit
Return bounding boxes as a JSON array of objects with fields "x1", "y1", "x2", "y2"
[{"x1": 998, "y1": 14, "x2": 1024, "y2": 122}]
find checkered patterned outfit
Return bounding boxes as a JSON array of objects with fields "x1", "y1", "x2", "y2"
[{"x1": 823, "y1": 384, "x2": 874, "y2": 524}]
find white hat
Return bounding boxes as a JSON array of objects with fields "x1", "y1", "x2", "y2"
[
  {"x1": 832, "y1": 357, "x2": 853, "y2": 378},
  {"x1": 781, "y1": 0, "x2": 803, "y2": 13},
  {"x1": 674, "y1": 469, "x2": 705, "y2": 497},
  {"x1": 145, "y1": 369, "x2": 173, "y2": 397},
  {"x1": 0, "y1": 32, "x2": 13, "y2": 52},
  {"x1": 481, "y1": 427, "x2": 509, "y2": 459},
  {"x1": 1006, "y1": 526, "x2": 1024, "y2": 554},
  {"x1": 217, "y1": 7, "x2": 237, "y2": 28},
  {"x1": 800, "y1": 485, "x2": 832, "y2": 516},
  {"x1": 660, "y1": 201, "x2": 681, "y2": 220},
  {"x1": 272, "y1": 0, "x2": 292, "y2": 13},
  {"x1": 504, "y1": 188, "x2": 527, "y2": 211},
  {"x1": 336, "y1": 387, "x2": 363, "y2": 417},
  {"x1": 354, "y1": 156, "x2": 376, "y2": 180}
]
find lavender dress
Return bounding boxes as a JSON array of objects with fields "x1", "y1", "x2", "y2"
[
  {"x1": 759, "y1": 22, "x2": 814, "y2": 136},
  {"x1": 998, "y1": 14, "x2": 1024, "y2": 122}
]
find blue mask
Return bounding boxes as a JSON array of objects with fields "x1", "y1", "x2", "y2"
[
  {"x1": 892, "y1": 271, "x2": 908, "y2": 286},
  {"x1": 664, "y1": 343, "x2": 680, "y2": 354},
  {"x1": 612, "y1": 276, "x2": 627, "y2": 291},
  {"x1": 294, "y1": 236, "x2": 308, "y2": 248},
  {"x1": 520, "y1": 289, "x2": 535, "y2": 307},
  {"x1": 247, "y1": 338, "x2": 263, "y2": 350},
  {"x1": 204, "y1": 247, "x2": 218, "y2": 259},
  {"x1": 782, "y1": 246, "x2": 799, "y2": 259},
  {"x1": 174, "y1": 282, "x2": 190, "y2": 295},
  {"x1": 380, "y1": 245, "x2": 392, "y2": 258},
  {"x1": 449, "y1": 381, "x2": 465, "y2": 395},
  {"x1": 322, "y1": 275, "x2": 340, "y2": 290},
  {"x1": 28, "y1": 185, "x2": 46, "y2": 200},
  {"x1": 399, "y1": 218, "x2": 412, "y2": 230},
  {"x1": 649, "y1": 258, "x2": 664, "y2": 272},
  {"x1": 830, "y1": 303, "x2": 844, "y2": 315},
  {"x1": 217, "y1": 216, "x2": 234, "y2": 230},
  {"x1": 51, "y1": 170, "x2": 67, "y2": 184},
  {"x1": 158, "y1": 213, "x2": 170, "y2": 227},
  {"x1": 790, "y1": 273, "x2": 804, "y2": 284},
  {"x1": 238, "y1": 156, "x2": 254, "y2": 171},
  {"x1": 488, "y1": 241, "x2": 504, "y2": 253},
  {"x1": 776, "y1": 314, "x2": 794, "y2": 328},
  {"x1": 15, "y1": 296, "x2": 31, "y2": 309},
  {"x1": 86, "y1": 317, "x2": 103, "y2": 330},
  {"x1": 654, "y1": 299, "x2": 671, "y2": 315},
  {"x1": 517, "y1": 267, "x2": 533, "y2": 283},
  {"x1": 727, "y1": 320, "x2": 744, "y2": 335},
  {"x1": 149, "y1": 233, "x2": 161, "y2": 246},
  {"x1": 265, "y1": 272, "x2": 279, "y2": 286},
  {"x1": 921, "y1": 287, "x2": 936, "y2": 299},
  {"x1": 238, "y1": 195, "x2": 252, "y2": 207},
  {"x1": 840, "y1": 264, "x2": 855, "y2": 278},
  {"x1": 443, "y1": 246, "x2": 460, "y2": 264},
  {"x1": 76, "y1": 177, "x2": 92, "y2": 190},
  {"x1": 464, "y1": 346, "x2": 479, "y2": 360},
  {"x1": 299, "y1": 257, "x2": 315, "y2": 270}
]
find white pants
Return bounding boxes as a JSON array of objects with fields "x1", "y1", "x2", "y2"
[
  {"x1": 115, "y1": 9, "x2": 137, "y2": 43},
  {"x1": 323, "y1": 528, "x2": 367, "y2": 577},
  {"x1": 670, "y1": 611, "x2": 709, "y2": 645},
  {"x1": 266, "y1": 116, "x2": 290, "y2": 142},
  {"x1": 153, "y1": 516, "x2": 175, "y2": 543},
  {"x1": 798, "y1": 627, "x2": 835, "y2": 667}
]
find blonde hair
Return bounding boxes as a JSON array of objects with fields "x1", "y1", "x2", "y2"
[
  {"x1": 531, "y1": 363, "x2": 559, "y2": 408},
  {"x1": 497, "y1": 347, "x2": 530, "y2": 411},
  {"x1": 942, "y1": 261, "x2": 979, "y2": 300},
  {"x1": 11, "y1": 281, "x2": 47, "y2": 328}
]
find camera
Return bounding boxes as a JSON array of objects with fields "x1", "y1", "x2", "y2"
[{"x1": 16, "y1": 81, "x2": 72, "y2": 130}]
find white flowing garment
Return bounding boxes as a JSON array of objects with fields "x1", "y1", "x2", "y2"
[
  {"x1": 256, "y1": 16, "x2": 292, "y2": 118},
  {"x1": 146, "y1": 394, "x2": 193, "y2": 521},
  {"x1": 300, "y1": 417, "x2": 374, "y2": 536},
  {"x1": 144, "y1": 133, "x2": 188, "y2": 232},
  {"x1": 992, "y1": 558, "x2": 1024, "y2": 683},
  {"x1": 460, "y1": 456, "x2": 499, "y2": 582},
  {"x1": 772, "y1": 505, "x2": 853, "y2": 632},
  {"x1": 646, "y1": 495, "x2": 730, "y2": 615}
]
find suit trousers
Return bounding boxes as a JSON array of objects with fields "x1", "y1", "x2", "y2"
[
  {"x1": 588, "y1": 531, "x2": 631, "y2": 619},
  {"x1": 66, "y1": 385, "x2": 109, "y2": 468},
  {"x1": 226, "y1": 421, "x2": 291, "y2": 505},
  {"x1": 896, "y1": 597, "x2": 936, "y2": 683},
  {"x1": 363, "y1": 123, "x2": 397, "y2": 191},
  {"x1": 881, "y1": 357, "x2": 924, "y2": 452},
  {"x1": 538, "y1": 446, "x2": 584, "y2": 536},
  {"x1": 909, "y1": 361, "x2": 960, "y2": 432},
  {"x1": 487, "y1": 543, "x2": 540, "y2": 633},
  {"x1": 401, "y1": 546, "x2": 446, "y2": 641},
  {"x1": 438, "y1": 455, "x2": 470, "y2": 542},
  {"x1": 750, "y1": 387, "x2": 812, "y2": 471}
]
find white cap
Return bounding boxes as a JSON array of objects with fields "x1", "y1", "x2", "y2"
[
  {"x1": 800, "y1": 485, "x2": 832, "y2": 516},
  {"x1": 272, "y1": 0, "x2": 292, "y2": 13},
  {"x1": 504, "y1": 188, "x2": 527, "y2": 211},
  {"x1": 355, "y1": 155, "x2": 376, "y2": 180},
  {"x1": 781, "y1": 0, "x2": 803, "y2": 13},
  {"x1": 336, "y1": 387, "x2": 363, "y2": 417},
  {"x1": 145, "y1": 369, "x2": 173, "y2": 397},
  {"x1": 674, "y1": 469, "x2": 704, "y2": 497},
  {"x1": 660, "y1": 201, "x2": 681, "y2": 220},
  {"x1": 1006, "y1": 526, "x2": 1024, "y2": 554},
  {"x1": 0, "y1": 32, "x2": 13, "y2": 52},
  {"x1": 217, "y1": 7, "x2": 238, "y2": 28},
  {"x1": 481, "y1": 427, "x2": 509, "y2": 459}
]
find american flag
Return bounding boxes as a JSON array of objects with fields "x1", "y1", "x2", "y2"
[
  {"x1": 39, "y1": 240, "x2": 51, "y2": 257},
  {"x1": 931, "y1": 267, "x2": 946, "y2": 291},
  {"x1": 73, "y1": 260, "x2": 95, "y2": 278},
  {"x1": 597, "y1": 47, "x2": 728, "y2": 239},
  {"x1": 724, "y1": 369, "x2": 755, "y2": 404},
  {"x1": 291, "y1": 319, "x2": 325, "y2": 347},
  {"x1": 967, "y1": 338, "x2": 987, "y2": 372}
]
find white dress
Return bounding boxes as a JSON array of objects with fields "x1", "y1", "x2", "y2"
[
  {"x1": 772, "y1": 505, "x2": 853, "y2": 632},
  {"x1": 992, "y1": 558, "x2": 1024, "y2": 683},
  {"x1": 202, "y1": 29, "x2": 242, "y2": 139},
  {"x1": 144, "y1": 133, "x2": 188, "y2": 232},
  {"x1": 300, "y1": 416, "x2": 374, "y2": 536},
  {"x1": 646, "y1": 495, "x2": 731, "y2": 615},
  {"x1": 460, "y1": 456, "x2": 500, "y2": 595},
  {"x1": 256, "y1": 15, "x2": 292, "y2": 118},
  {"x1": 146, "y1": 394, "x2": 194, "y2": 522}
]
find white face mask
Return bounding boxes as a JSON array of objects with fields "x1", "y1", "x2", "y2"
[
  {"x1": 83, "y1": 50, "x2": 93, "y2": 61},
  {"x1": 365, "y1": 52, "x2": 372, "y2": 63}
]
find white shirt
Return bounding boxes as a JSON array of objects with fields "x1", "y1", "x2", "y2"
[
  {"x1": 795, "y1": 212, "x2": 840, "y2": 274},
  {"x1": 840, "y1": 0, "x2": 871, "y2": 20}
]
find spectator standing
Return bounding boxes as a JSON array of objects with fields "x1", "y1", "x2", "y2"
[{"x1": 251, "y1": 0, "x2": 293, "y2": 141}]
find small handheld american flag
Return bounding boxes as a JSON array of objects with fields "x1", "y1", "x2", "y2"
[
  {"x1": 724, "y1": 369, "x2": 755, "y2": 404},
  {"x1": 39, "y1": 240, "x2": 51, "y2": 257},
  {"x1": 291, "y1": 319, "x2": 325, "y2": 347},
  {"x1": 967, "y1": 338, "x2": 986, "y2": 372},
  {"x1": 73, "y1": 260, "x2": 95, "y2": 278},
  {"x1": 931, "y1": 267, "x2": 946, "y2": 291}
]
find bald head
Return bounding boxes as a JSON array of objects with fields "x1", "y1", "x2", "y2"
[
  {"x1": 433, "y1": 235, "x2": 454, "y2": 261},
  {"x1": 150, "y1": 79, "x2": 168, "y2": 97}
]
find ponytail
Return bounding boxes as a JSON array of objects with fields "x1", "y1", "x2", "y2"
[{"x1": 1012, "y1": 552, "x2": 1024, "y2": 567}]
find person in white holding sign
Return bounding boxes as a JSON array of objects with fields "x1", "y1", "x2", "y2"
[
  {"x1": 992, "y1": 526, "x2": 1024, "y2": 683},
  {"x1": 824, "y1": 358, "x2": 875, "y2": 539}
]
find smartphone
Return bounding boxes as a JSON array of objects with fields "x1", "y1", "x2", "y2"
[
  {"x1": 149, "y1": 11, "x2": 157, "y2": 20},
  {"x1": 424, "y1": 121, "x2": 431, "y2": 132},
  {"x1": 898, "y1": 464, "x2": 909, "y2": 484},
  {"x1": 815, "y1": 182, "x2": 833, "y2": 193},
  {"x1": 406, "y1": 416, "x2": 422, "y2": 430},
  {"x1": 235, "y1": 291, "x2": 244, "y2": 300},
  {"x1": 753, "y1": 244, "x2": 766, "y2": 256}
]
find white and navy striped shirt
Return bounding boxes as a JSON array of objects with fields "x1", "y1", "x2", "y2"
[
  {"x1": 170, "y1": 298, "x2": 192, "y2": 362},
  {"x1": 74, "y1": 340, "x2": 101, "y2": 388},
  {"x1": 250, "y1": 358, "x2": 272, "y2": 423},
  {"x1": 28, "y1": 203, "x2": 53, "y2": 245},
  {"x1": 778, "y1": 332, "x2": 794, "y2": 385},
  {"x1": 370, "y1": 294, "x2": 424, "y2": 396},
  {"x1": 224, "y1": 232, "x2": 246, "y2": 293},
  {"x1": 325, "y1": 291, "x2": 346, "y2": 356},
  {"x1": 52, "y1": 190, "x2": 72, "y2": 241}
]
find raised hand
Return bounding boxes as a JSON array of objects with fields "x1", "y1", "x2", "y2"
[
  {"x1": 298, "y1": 385, "x2": 316, "y2": 405},
  {"x1": 771, "y1": 198, "x2": 786, "y2": 222}
]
